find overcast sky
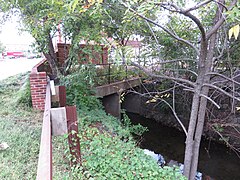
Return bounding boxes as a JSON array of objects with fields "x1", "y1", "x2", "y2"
[{"x1": 0, "y1": 16, "x2": 34, "y2": 46}]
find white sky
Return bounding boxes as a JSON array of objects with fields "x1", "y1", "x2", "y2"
[{"x1": 0, "y1": 16, "x2": 35, "y2": 49}]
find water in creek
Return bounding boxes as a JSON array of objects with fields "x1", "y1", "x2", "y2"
[{"x1": 127, "y1": 112, "x2": 240, "y2": 180}]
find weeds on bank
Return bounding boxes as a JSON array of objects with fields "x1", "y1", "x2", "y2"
[
  {"x1": 59, "y1": 70, "x2": 186, "y2": 180},
  {"x1": 63, "y1": 110, "x2": 186, "y2": 180}
]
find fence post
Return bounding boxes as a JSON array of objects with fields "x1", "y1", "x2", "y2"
[
  {"x1": 66, "y1": 106, "x2": 81, "y2": 166},
  {"x1": 108, "y1": 63, "x2": 111, "y2": 84},
  {"x1": 59, "y1": 86, "x2": 66, "y2": 107}
]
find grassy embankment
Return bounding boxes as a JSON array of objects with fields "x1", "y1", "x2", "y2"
[
  {"x1": 0, "y1": 73, "x2": 186, "y2": 180},
  {"x1": 0, "y1": 73, "x2": 42, "y2": 179},
  {"x1": 0, "y1": 73, "x2": 67, "y2": 179}
]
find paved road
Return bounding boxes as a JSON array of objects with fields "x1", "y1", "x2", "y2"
[{"x1": 0, "y1": 58, "x2": 43, "y2": 80}]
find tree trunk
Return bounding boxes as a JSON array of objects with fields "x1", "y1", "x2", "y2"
[
  {"x1": 183, "y1": 38, "x2": 208, "y2": 178},
  {"x1": 184, "y1": 3, "x2": 223, "y2": 179},
  {"x1": 183, "y1": 89, "x2": 201, "y2": 178},
  {"x1": 43, "y1": 33, "x2": 59, "y2": 78}
]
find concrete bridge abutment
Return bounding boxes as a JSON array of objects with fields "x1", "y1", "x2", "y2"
[
  {"x1": 95, "y1": 77, "x2": 141, "y2": 118},
  {"x1": 102, "y1": 93, "x2": 121, "y2": 119}
]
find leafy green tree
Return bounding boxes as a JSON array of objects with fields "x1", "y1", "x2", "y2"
[
  {"x1": 0, "y1": 0, "x2": 105, "y2": 77},
  {"x1": 117, "y1": 1, "x2": 239, "y2": 179}
]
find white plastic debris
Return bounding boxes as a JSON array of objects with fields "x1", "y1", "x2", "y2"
[{"x1": 0, "y1": 142, "x2": 9, "y2": 150}]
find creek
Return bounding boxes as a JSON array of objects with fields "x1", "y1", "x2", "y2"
[{"x1": 127, "y1": 112, "x2": 240, "y2": 180}]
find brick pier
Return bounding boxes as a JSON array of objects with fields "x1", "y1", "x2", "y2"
[{"x1": 30, "y1": 59, "x2": 48, "y2": 111}]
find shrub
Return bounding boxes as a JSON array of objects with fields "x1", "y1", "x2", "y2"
[
  {"x1": 60, "y1": 66, "x2": 101, "y2": 110},
  {"x1": 60, "y1": 109, "x2": 186, "y2": 180},
  {"x1": 16, "y1": 75, "x2": 32, "y2": 107}
]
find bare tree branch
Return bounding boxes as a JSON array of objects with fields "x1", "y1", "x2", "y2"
[
  {"x1": 213, "y1": 29, "x2": 228, "y2": 62},
  {"x1": 210, "y1": 124, "x2": 240, "y2": 158},
  {"x1": 149, "y1": 58, "x2": 197, "y2": 64},
  {"x1": 184, "y1": 0, "x2": 213, "y2": 13},
  {"x1": 156, "y1": 97, "x2": 188, "y2": 136},
  {"x1": 204, "y1": 83, "x2": 240, "y2": 102},
  {"x1": 131, "y1": 88, "x2": 188, "y2": 136},
  {"x1": 184, "y1": 88, "x2": 221, "y2": 109},
  {"x1": 208, "y1": 72, "x2": 240, "y2": 86},
  {"x1": 144, "y1": 20, "x2": 161, "y2": 53},
  {"x1": 131, "y1": 61, "x2": 196, "y2": 87},
  {"x1": 213, "y1": 0, "x2": 228, "y2": 11},
  {"x1": 159, "y1": 2, "x2": 207, "y2": 40},
  {"x1": 120, "y1": 2, "x2": 200, "y2": 55}
]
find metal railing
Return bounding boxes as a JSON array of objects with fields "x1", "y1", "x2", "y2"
[
  {"x1": 94, "y1": 63, "x2": 140, "y2": 86},
  {"x1": 36, "y1": 83, "x2": 80, "y2": 180}
]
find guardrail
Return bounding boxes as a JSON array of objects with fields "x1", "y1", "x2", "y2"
[
  {"x1": 36, "y1": 82, "x2": 81, "y2": 180},
  {"x1": 36, "y1": 82, "x2": 52, "y2": 180}
]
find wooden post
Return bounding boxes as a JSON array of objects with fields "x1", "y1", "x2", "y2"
[
  {"x1": 36, "y1": 83, "x2": 52, "y2": 180},
  {"x1": 51, "y1": 86, "x2": 66, "y2": 107},
  {"x1": 50, "y1": 107, "x2": 68, "y2": 136},
  {"x1": 66, "y1": 106, "x2": 81, "y2": 166}
]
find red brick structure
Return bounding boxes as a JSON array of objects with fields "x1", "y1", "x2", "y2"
[
  {"x1": 56, "y1": 43, "x2": 108, "y2": 67},
  {"x1": 30, "y1": 43, "x2": 109, "y2": 111},
  {"x1": 30, "y1": 59, "x2": 48, "y2": 111}
]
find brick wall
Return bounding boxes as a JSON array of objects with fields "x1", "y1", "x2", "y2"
[
  {"x1": 29, "y1": 43, "x2": 109, "y2": 110},
  {"x1": 57, "y1": 43, "x2": 108, "y2": 68},
  {"x1": 30, "y1": 59, "x2": 48, "y2": 111}
]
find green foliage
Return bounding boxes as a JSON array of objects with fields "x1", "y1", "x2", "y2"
[
  {"x1": 62, "y1": 108, "x2": 186, "y2": 180},
  {"x1": 60, "y1": 66, "x2": 101, "y2": 110},
  {"x1": 213, "y1": 124, "x2": 224, "y2": 133},
  {"x1": 0, "y1": 41, "x2": 6, "y2": 53},
  {"x1": 226, "y1": 1, "x2": 240, "y2": 23},
  {"x1": 16, "y1": 75, "x2": 32, "y2": 107},
  {"x1": 121, "y1": 112, "x2": 148, "y2": 137},
  {"x1": 70, "y1": 127, "x2": 185, "y2": 180}
]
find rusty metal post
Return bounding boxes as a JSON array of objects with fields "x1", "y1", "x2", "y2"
[
  {"x1": 125, "y1": 64, "x2": 128, "y2": 80},
  {"x1": 108, "y1": 63, "x2": 111, "y2": 84},
  {"x1": 58, "y1": 86, "x2": 66, "y2": 107},
  {"x1": 66, "y1": 106, "x2": 81, "y2": 166}
]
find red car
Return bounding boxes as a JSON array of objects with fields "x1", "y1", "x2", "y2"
[{"x1": 6, "y1": 52, "x2": 25, "y2": 58}]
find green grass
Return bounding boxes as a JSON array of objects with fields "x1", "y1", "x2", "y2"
[
  {"x1": 0, "y1": 117, "x2": 41, "y2": 179},
  {"x1": 0, "y1": 73, "x2": 68, "y2": 179},
  {"x1": 0, "y1": 73, "x2": 42, "y2": 179}
]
